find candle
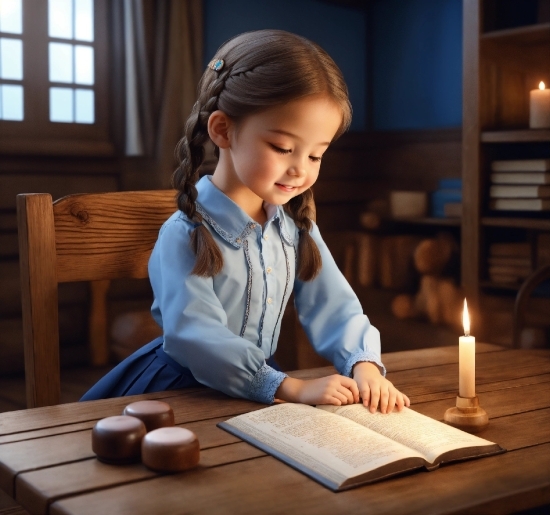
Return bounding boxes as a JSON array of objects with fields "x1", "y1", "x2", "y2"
[
  {"x1": 459, "y1": 299, "x2": 475, "y2": 398},
  {"x1": 529, "y1": 81, "x2": 550, "y2": 129}
]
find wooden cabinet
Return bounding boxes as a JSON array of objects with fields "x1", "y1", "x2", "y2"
[{"x1": 462, "y1": 0, "x2": 550, "y2": 341}]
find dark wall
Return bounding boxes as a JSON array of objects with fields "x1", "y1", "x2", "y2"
[
  {"x1": 203, "y1": 0, "x2": 367, "y2": 130},
  {"x1": 372, "y1": 0, "x2": 463, "y2": 130},
  {"x1": 204, "y1": 0, "x2": 463, "y2": 132}
]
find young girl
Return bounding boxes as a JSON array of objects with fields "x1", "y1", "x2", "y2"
[{"x1": 82, "y1": 29, "x2": 410, "y2": 414}]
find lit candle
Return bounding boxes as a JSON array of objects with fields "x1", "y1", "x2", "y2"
[
  {"x1": 459, "y1": 299, "x2": 475, "y2": 398},
  {"x1": 529, "y1": 81, "x2": 550, "y2": 129}
]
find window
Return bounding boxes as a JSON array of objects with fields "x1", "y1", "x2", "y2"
[
  {"x1": 0, "y1": 0, "x2": 112, "y2": 155},
  {"x1": 0, "y1": 0, "x2": 24, "y2": 120},
  {"x1": 48, "y1": 0, "x2": 95, "y2": 124}
]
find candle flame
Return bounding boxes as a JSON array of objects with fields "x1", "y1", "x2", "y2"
[
  {"x1": 463, "y1": 298, "x2": 470, "y2": 336},
  {"x1": 540, "y1": 81, "x2": 546, "y2": 91}
]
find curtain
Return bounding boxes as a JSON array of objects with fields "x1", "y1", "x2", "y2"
[{"x1": 112, "y1": 0, "x2": 203, "y2": 189}]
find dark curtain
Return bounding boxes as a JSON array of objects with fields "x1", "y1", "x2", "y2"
[{"x1": 111, "y1": 0, "x2": 203, "y2": 189}]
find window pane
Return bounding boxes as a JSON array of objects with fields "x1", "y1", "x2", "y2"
[
  {"x1": 75, "y1": 45, "x2": 93, "y2": 84},
  {"x1": 75, "y1": 88, "x2": 93, "y2": 123},
  {"x1": 50, "y1": 87, "x2": 73, "y2": 122},
  {"x1": 75, "y1": 0, "x2": 93, "y2": 42},
  {"x1": 49, "y1": 42, "x2": 73, "y2": 83},
  {"x1": 49, "y1": 0, "x2": 73, "y2": 39},
  {"x1": 0, "y1": 0, "x2": 22, "y2": 34},
  {"x1": 0, "y1": 37, "x2": 22, "y2": 79},
  {"x1": 1, "y1": 84, "x2": 23, "y2": 120}
]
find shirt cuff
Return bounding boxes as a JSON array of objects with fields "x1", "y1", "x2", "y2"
[
  {"x1": 342, "y1": 350, "x2": 386, "y2": 378},
  {"x1": 246, "y1": 364, "x2": 288, "y2": 404}
]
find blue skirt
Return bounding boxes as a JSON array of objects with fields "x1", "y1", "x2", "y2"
[
  {"x1": 80, "y1": 336, "x2": 281, "y2": 401},
  {"x1": 80, "y1": 337, "x2": 201, "y2": 401}
]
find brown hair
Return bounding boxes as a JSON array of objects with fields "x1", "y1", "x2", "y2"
[{"x1": 173, "y1": 29, "x2": 352, "y2": 280}]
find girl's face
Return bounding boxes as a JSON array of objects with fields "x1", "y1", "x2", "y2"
[{"x1": 211, "y1": 94, "x2": 343, "y2": 218}]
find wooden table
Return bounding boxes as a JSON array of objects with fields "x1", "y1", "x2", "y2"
[{"x1": 1, "y1": 343, "x2": 549, "y2": 515}]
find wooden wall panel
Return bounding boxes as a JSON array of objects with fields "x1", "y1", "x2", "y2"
[{"x1": 0, "y1": 174, "x2": 119, "y2": 209}]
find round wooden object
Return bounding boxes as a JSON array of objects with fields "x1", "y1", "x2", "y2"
[
  {"x1": 123, "y1": 400, "x2": 175, "y2": 432},
  {"x1": 92, "y1": 415, "x2": 147, "y2": 464},
  {"x1": 444, "y1": 396, "x2": 489, "y2": 433},
  {"x1": 142, "y1": 427, "x2": 200, "y2": 472}
]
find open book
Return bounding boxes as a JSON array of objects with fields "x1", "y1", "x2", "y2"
[{"x1": 218, "y1": 403, "x2": 505, "y2": 491}]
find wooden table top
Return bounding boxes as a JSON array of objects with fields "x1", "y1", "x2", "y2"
[{"x1": 0, "y1": 343, "x2": 549, "y2": 515}]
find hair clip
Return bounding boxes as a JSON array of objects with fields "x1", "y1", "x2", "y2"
[{"x1": 208, "y1": 59, "x2": 224, "y2": 72}]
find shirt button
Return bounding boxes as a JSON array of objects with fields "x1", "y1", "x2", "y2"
[
  {"x1": 266, "y1": 266, "x2": 272, "y2": 274},
  {"x1": 264, "y1": 235, "x2": 268, "y2": 240},
  {"x1": 251, "y1": 223, "x2": 257, "y2": 229},
  {"x1": 236, "y1": 238, "x2": 241, "y2": 243},
  {"x1": 267, "y1": 297, "x2": 273, "y2": 305}
]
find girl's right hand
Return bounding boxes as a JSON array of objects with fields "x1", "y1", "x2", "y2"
[{"x1": 275, "y1": 375, "x2": 360, "y2": 406}]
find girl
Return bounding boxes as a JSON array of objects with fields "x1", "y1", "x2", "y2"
[{"x1": 82, "y1": 29, "x2": 410, "y2": 414}]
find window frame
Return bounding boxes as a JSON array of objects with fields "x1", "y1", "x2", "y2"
[{"x1": 0, "y1": 0, "x2": 113, "y2": 156}]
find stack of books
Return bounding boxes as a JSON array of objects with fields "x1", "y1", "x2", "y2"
[
  {"x1": 490, "y1": 159, "x2": 550, "y2": 211},
  {"x1": 488, "y1": 242, "x2": 532, "y2": 285}
]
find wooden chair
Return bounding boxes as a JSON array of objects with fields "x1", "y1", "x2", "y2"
[
  {"x1": 17, "y1": 191, "x2": 177, "y2": 408},
  {"x1": 513, "y1": 263, "x2": 550, "y2": 348}
]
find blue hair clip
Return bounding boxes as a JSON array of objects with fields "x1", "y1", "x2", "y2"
[{"x1": 208, "y1": 58, "x2": 224, "y2": 72}]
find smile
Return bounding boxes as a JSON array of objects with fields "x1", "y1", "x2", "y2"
[{"x1": 275, "y1": 183, "x2": 298, "y2": 192}]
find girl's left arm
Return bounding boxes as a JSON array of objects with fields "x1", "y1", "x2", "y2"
[
  {"x1": 293, "y1": 223, "x2": 409, "y2": 412},
  {"x1": 293, "y1": 223, "x2": 385, "y2": 379}
]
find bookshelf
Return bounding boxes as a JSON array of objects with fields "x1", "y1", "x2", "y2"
[{"x1": 462, "y1": 0, "x2": 550, "y2": 332}]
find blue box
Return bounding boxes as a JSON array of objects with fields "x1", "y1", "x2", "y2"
[{"x1": 431, "y1": 189, "x2": 462, "y2": 218}]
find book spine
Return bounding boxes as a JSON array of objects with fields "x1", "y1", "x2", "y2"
[
  {"x1": 490, "y1": 185, "x2": 550, "y2": 198},
  {"x1": 491, "y1": 173, "x2": 550, "y2": 185}
]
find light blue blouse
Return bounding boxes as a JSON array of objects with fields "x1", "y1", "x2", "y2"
[{"x1": 148, "y1": 175, "x2": 385, "y2": 404}]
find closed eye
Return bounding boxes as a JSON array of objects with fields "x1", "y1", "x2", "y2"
[
  {"x1": 269, "y1": 144, "x2": 291, "y2": 154},
  {"x1": 309, "y1": 156, "x2": 322, "y2": 163}
]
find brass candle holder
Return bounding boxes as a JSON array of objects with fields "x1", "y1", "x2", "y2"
[{"x1": 444, "y1": 395, "x2": 488, "y2": 433}]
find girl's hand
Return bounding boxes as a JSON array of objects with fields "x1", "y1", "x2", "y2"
[
  {"x1": 275, "y1": 375, "x2": 360, "y2": 406},
  {"x1": 352, "y1": 361, "x2": 410, "y2": 414}
]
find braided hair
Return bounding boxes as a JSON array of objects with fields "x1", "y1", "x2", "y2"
[{"x1": 173, "y1": 30, "x2": 352, "y2": 280}]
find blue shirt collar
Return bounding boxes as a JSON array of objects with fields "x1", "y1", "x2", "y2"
[{"x1": 195, "y1": 175, "x2": 294, "y2": 248}]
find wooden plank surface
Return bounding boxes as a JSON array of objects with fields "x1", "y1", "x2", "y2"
[
  {"x1": 48, "y1": 443, "x2": 550, "y2": 515},
  {"x1": 1, "y1": 347, "x2": 548, "y2": 515},
  {"x1": 0, "y1": 344, "x2": 505, "y2": 436}
]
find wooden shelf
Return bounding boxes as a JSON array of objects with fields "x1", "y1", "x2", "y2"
[
  {"x1": 481, "y1": 130, "x2": 550, "y2": 143},
  {"x1": 390, "y1": 217, "x2": 461, "y2": 227},
  {"x1": 482, "y1": 217, "x2": 550, "y2": 230},
  {"x1": 481, "y1": 23, "x2": 550, "y2": 45}
]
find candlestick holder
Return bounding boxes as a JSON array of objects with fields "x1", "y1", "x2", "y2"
[{"x1": 444, "y1": 395, "x2": 488, "y2": 433}]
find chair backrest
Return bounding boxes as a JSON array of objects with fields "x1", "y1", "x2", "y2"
[
  {"x1": 17, "y1": 191, "x2": 177, "y2": 407},
  {"x1": 513, "y1": 263, "x2": 550, "y2": 348}
]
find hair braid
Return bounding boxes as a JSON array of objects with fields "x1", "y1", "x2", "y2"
[
  {"x1": 172, "y1": 68, "x2": 232, "y2": 276},
  {"x1": 287, "y1": 189, "x2": 322, "y2": 281}
]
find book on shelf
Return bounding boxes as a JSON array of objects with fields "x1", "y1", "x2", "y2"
[
  {"x1": 490, "y1": 198, "x2": 550, "y2": 211},
  {"x1": 489, "y1": 242, "x2": 530, "y2": 258},
  {"x1": 491, "y1": 159, "x2": 550, "y2": 172},
  {"x1": 491, "y1": 172, "x2": 550, "y2": 185},
  {"x1": 490, "y1": 185, "x2": 550, "y2": 198},
  {"x1": 488, "y1": 256, "x2": 531, "y2": 267},
  {"x1": 218, "y1": 403, "x2": 504, "y2": 492},
  {"x1": 489, "y1": 274, "x2": 522, "y2": 285},
  {"x1": 488, "y1": 265, "x2": 532, "y2": 279}
]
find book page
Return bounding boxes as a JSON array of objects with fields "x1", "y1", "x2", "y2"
[
  {"x1": 319, "y1": 405, "x2": 496, "y2": 464},
  {"x1": 222, "y1": 403, "x2": 425, "y2": 488}
]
